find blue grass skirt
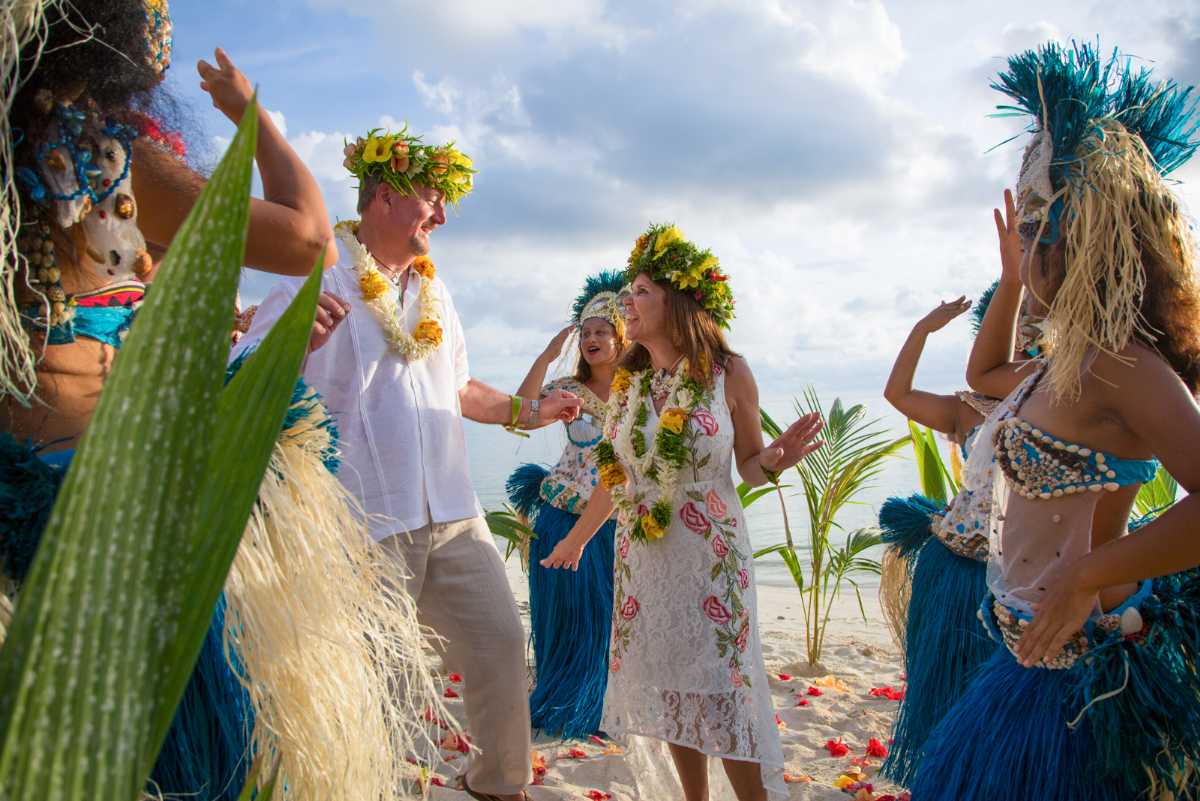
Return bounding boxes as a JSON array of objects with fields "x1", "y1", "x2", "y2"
[
  {"x1": 0, "y1": 435, "x2": 253, "y2": 801},
  {"x1": 528, "y1": 503, "x2": 616, "y2": 738},
  {"x1": 509, "y1": 463, "x2": 616, "y2": 739},
  {"x1": 878, "y1": 494, "x2": 995, "y2": 787},
  {"x1": 910, "y1": 575, "x2": 1200, "y2": 801}
]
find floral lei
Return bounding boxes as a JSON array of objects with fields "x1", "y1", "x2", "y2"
[
  {"x1": 595, "y1": 361, "x2": 707, "y2": 543},
  {"x1": 335, "y1": 221, "x2": 443, "y2": 361}
]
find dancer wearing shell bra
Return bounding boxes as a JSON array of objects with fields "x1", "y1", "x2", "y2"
[
  {"x1": 541, "y1": 224, "x2": 824, "y2": 801},
  {"x1": 911, "y1": 42, "x2": 1200, "y2": 801}
]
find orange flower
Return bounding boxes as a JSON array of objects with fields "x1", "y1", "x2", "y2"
[
  {"x1": 429, "y1": 151, "x2": 451, "y2": 175},
  {"x1": 411, "y1": 256, "x2": 437, "y2": 280},
  {"x1": 413, "y1": 320, "x2": 443, "y2": 346},
  {"x1": 359, "y1": 269, "x2": 390, "y2": 301}
]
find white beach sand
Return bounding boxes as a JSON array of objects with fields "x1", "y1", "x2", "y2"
[{"x1": 421, "y1": 559, "x2": 911, "y2": 801}]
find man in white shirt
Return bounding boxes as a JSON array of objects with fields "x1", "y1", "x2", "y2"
[{"x1": 236, "y1": 130, "x2": 579, "y2": 801}]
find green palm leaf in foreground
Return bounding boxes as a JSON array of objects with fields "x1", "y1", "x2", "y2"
[{"x1": 0, "y1": 99, "x2": 322, "y2": 801}]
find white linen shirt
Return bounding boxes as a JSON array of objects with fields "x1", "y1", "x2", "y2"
[{"x1": 234, "y1": 237, "x2": 481, "y2": 539}]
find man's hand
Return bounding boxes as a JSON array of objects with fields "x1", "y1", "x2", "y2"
[
  {"x1": 540, "y1": 389, "x2": 582, "y2": 424},
  {"x1": 308, "y1": 291, "x2": 350, "y2": 352}
]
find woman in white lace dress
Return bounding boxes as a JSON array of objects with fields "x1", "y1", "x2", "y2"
[{"x1": 541, "y1": 224, "x2": 823, "y2": 801}]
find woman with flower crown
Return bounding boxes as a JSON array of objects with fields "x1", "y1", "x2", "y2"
[
  {"x1": 907, "y1": 43, "x2": 1200, "y2": 801},
  {"x1": 505, "y1": 270, "x2": 627, "y2": 740},
  {"x1": 541, "y1": 225, "x2": 823, "y2": 801}
]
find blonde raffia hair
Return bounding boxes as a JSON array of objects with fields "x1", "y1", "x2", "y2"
[
  {"x1": 0, "y1": 0, "x2": 66, "y2": 403},
  {"x1": 1033, "y1": 118, "x2": 1198, "y2": 403}
]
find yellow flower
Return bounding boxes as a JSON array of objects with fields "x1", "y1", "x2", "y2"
[
  {"x1": 671, "y1": 270, "x2": 701, "y2": 290},
  {"x1": 833, "y1": 775, "x2": 856, "y2": 791},
  {"x1": 413, "y1": 320, "x2": 443, "y2": 346},
  {"x1": 611, "y1": 368, "x2": 633, "y2": 394},
  {"x1": 599, "y1": 462, "x2": 626, "y2": 489},
  {"x1": 362, "y1": 135, "x2": 394, "y2": 164},
  {"x1": 694, "y1": 254, "x2": 719, "y2": 276},
  {"x1": 450, "y1": 149, "x2": 473, "y2": 169},
  {"x1": 653, "y1": 226, "x2": 684, "y2": 258},
  {"x1": 359, "y1": 269, "x2": 390, "y2": 301},
  {"x1": 640, "y1": 514, "x2": 666, "y2": 540},
  {"x1": 659, "y1": 407, "x2": 688, "y2": 435},
  {"x1": 628, "y1": 234, "x2": 650, "y2": 268},
  {"x1": 411, "y1": 256, "x2": 436, "y2": 280}
]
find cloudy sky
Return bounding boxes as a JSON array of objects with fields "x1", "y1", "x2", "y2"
[{"x1": 168, "y1": 1, "x2": 1200, "y2": 413}]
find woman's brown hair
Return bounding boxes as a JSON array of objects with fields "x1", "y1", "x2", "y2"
[{"x1": 619, "y1": 273, "x2": 737, "y2": 388}]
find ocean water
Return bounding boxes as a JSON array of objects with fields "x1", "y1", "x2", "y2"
[{"x1": 466, "y1": 396, "x2": 934, "y2": 592}]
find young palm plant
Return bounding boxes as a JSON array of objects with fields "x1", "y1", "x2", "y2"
[
  {"x1": 0, "y1": 100, "x2": 321, "y2": 801},
  {"x1": 750, "y1": 388, "x2": 908, "y2": 665}
]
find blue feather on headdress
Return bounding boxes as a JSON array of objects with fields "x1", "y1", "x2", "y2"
[
  {"x1": 1109, "y1": 64, "x2": 1200, "y2": 176},
  {"x1": 571, "y1": 269, "x2": 626, "y2": 324},
  {"x1": 970, "y1": 280, "x2": 999, "y2": 336}
]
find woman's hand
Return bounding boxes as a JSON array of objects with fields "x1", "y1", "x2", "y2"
[
  {"x1": 994, "y1": 188, "x2": 1023, "y2": 286},
  {"x1": 540, "y1": 534, "x2": 586, "y2": 571},
  {"x1": 1014, "y1": 561, "x2": 1097, "y2": 667},
  {"x1": 913, "y1": 296, "x2": 971, "y2": 335},
  {"x1": 759, "y1": 412, "x2": 824, "y2": 475},
  {"x1": 197, "y1": 48, "x2": 254, "y2": 123},
  {"x1": 308, "y1": 291, "x2": 350, "y2": 352},
  {"x1": 542, "y1": 324, "x2": 576, "y2": 362}
]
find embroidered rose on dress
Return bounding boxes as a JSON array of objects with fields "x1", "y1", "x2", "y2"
[
  {"x1": 731, "y1": 667, "x2": 743, "y2": 687},
  {"x1": 610, "y1": 656, "x2": 621, "y2": 673},
  {"x1": 681, "y1": 501, "x2": 711, "y2": 534},
  {"x1": 621, "y1": 596, "x2": 640, "y2": 621},
  {"x1": 691, "y1": 408, "x2": 719, "y2": 436},
  {"x1": 734, "y1": 622, "x2": 749, "y2": 652},
  {"x1": 618, "y1": 535, "x2": 630, "y2": 559},
  {"x1": 738, "y1": 568, "x2": 750, "y2": 590},
  {"x1": 702, "y1": 595, "x2": 733, "y2": 625},
  {"x1": 712, "y1": 535, "x2": 730, "y2": 558},
  {"x1": 706, "y1": 488, "x2": 728, "y2": 519}
]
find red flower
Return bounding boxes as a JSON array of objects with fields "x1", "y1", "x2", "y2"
[
  {"x1": 680, "y1": 502, "x2": 711, "y2": 534},
  {"x1": 430, "y1": 776, "x2": 446, "y2": 787},
  {"x1": 775, "y1": 713, "x2": 785, "y2": 728},
  {"x1": 618, "y1": 535, "x2": 630, "y2": 559},
  {"x1": 712, "y1": 535, "x2": 730, "y2": 558},
  {"x1": 448, "y1": 673, "x2": 463, "y2": 683},
  {"x1": 702, "y1": 595, "x2": 733, "y2": 625},
  {"x1": 638, "y1": 503, "x2": 650, "y2": 518},
  {"x1": 866, "y1": 738, "x2": 889, "y2": 758},
  {"x1": 705, "y1": 488, "x2": 728, "y2": 519},
  {"x1": 777, "y1": 673, "x2": 793, "y2": 681},
  {"x1": 734, "y1": 623, "x2": 749, "y2": 652},
  {"x1": 564, "y1": 747, "x2": 588, "y2": 759},
  {"x1": 807, "y1": 686, "x2": 823, "y2": 697},
  {"x1": 440, "y1": 732, "x2": 471, "y2": 753},
  {"x1": 691, "y1": 408, "x2": 719, "y2": 436},
  {"x1": 738, "y1": 568, "x2": 750, "y2": 590},
  {"x1": 444, "y1": 687, "x2": 460, "y2": 698},
  {"x1": 585, "y1": 792, "x2": 612, "y2": 801},
  {"x1": 620, "y1": 596, "x2": 640, "y2": 621},
  {"x1": 824, "y1": 738, "x2": 849, "y2": 757},
  {"x1": 795, "y1": 698, "x2": 809, "y2": 707},
  {"x1": 869, "y1": 686, "x2": 905, "y2": 701}
]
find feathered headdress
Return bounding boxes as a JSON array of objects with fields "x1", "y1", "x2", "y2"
[
  {"x1": 571, "y1": 269, "x2": 626, "y2": 329},
  {"x1": 993, "y1": 41, "x2": 1200, "y2": 401},
  {"x1": 971, "y1": 279, "x2": 1043, "y2": 357}
]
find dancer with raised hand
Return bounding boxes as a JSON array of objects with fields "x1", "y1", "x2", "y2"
[
  {"x1": 877, "y1": 217, "x2": 1044, "y2": 786},
  {"x1": 540, "y1": 224, "x2": 823, "y2": 801},
  {"x1": 506, "y1": 270, "x2": 627, "y2": 739},
  {"x1": 911, "y1": 42, "x2": 1200, "y2": 801}
]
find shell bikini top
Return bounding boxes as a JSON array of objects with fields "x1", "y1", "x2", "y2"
[{"x1": 993, "y1": 373, "x2": 1157, "y2": 498}]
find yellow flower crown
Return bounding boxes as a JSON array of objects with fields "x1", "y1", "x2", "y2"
[
  {"x1": 625, "y1": 223, "x2": 734, "y2": 329},
  {"x1": 343, "y1": 126, "x2": 475, "y2": 205}
]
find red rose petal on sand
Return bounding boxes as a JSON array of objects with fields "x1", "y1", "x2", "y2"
[
  {"x1": 444, "y1": 687, "x2": 460, "y2": 699},
  {"x1": 795, "y1": 698, "x2": 809, "y2": 707},
  {"x1": 777, "y1": 673, "x2": 793, "y2": 681},
  {"x1": 430, "y1": 776, "x2": 446, "y2": 787},
  {"x1": 449, "y1": 673, "x2": 463, "y2": 683},
  {"x1": 866, "y1": 738, "x2": 889, "y2": 758},
  {"x1": 824, "y1": 737, "x2": 849, "y2": 757},
  {"x1": 807, "y1": 686, "x2": 823, "y2": 697},
  {"x1": 585, "y1": 792, "x2": 612, "y2": 801}
]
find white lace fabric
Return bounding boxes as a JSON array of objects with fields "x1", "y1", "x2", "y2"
[{"x1": 602, "y1": 368, "x2": 785, "y2": 797}]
